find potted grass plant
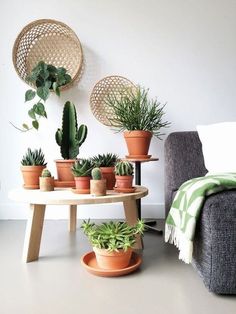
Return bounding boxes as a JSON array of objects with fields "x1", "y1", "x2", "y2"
[
  {"x1": 21, "y1": 148, "x2": 47, "y2": 189},
  {"x1": 90, "y1": 168, "x2": 106, "y2": 196},
  {"x1": 106, "y1": 86, "x2": 170, "y2": 159},
  {"x1": 55, "y1": 101, "x2": 88, "y2": 183},
  {"x1": 114, "y1": 161, "x2": 134, "y2": 192},
  {"x1": 92, "y1": 153, "x2": 119, "y2": 190},
  {"x1": 81, "y1": 220, "x2": 145, "y2": 270},
  {"x1": 71, "y1": 159, "x2": 93, "y2": 193}
]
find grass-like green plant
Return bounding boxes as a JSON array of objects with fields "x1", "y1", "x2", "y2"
[
  {"x1": 81, "y1": 220, "x2": 145, "y2": 251},
  {"x1": 115, "y1": 161, "x2": 133, "y2": 176},
  {"x1": 106, "y1": 86, "x2": 170, "y2": 139},
  {"x1": 92, "y1": 153, "x2": 119, "y2": 167},
  {"x1": 71, "y1": 159, "x2": 93, "y2": 177},
  {"x1": 11, "y1": 61, "x2": 71, "y2": 132},
  {"x1": 21, "y1": 148, "x2": 46, "y2": 166}
]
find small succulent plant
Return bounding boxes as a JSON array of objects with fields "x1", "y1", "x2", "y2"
[
  {"x1": 21, "y1": 148, "x2": 46, "y2": 166},
  {"x1": 71, "y1": 159, "x2": 93, "y2": 177},
  {"x1": 81, "y1": 219, "x2": 145, "y2": 251},
  {"x1": 114, "y1": 161, "x2": 134, "y2": 176},
  {"x1": 92, "y1": 153, "x2": 119, "y2": 167},
  {"x1": 91, "y1": 168, "x2": 102, "y2": 180},
  {"x1": 41, "y1": 169, "x2": 52, "y2": 177}
]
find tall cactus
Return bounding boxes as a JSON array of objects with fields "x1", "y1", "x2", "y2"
[{"x1": 55, "y1": 101, "x2": 88, "y2": 159}]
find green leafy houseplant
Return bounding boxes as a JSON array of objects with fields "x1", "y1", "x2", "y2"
[
  {"x1": 21, "y1": 148, "x2": 47, "y2": 189},
  {"x1": 92, "y1": 153, "x2": 119, "y2": 167},
  {"x1": 71, "y1": 159, "x2": 93, "y2": 177},
  {"x1": 106, "y1": 86, "x2": 170, "y2": 138},
  {"x1": 81, "y1": 220, "x2": 145, "y2": 269},
  {"x1": 12, "y1": 61, "x2": 72, "y2": 132},
  {"x1": 106, "y1": 85, "x2": 170, "y2": 158},
  {"x1": 81, "y1": 220, "x2": 145, "y2": 251},
  {"x1": 91, "y1": 153, "x2": 119, "y2": 190},
  {"x1": 21, "y1": 148, "x2": 46, "y2": 166}
]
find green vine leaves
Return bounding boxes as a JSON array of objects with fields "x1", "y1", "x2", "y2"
[{"x1": 11, "y1": 61, "x2": 72, "y2": 132}]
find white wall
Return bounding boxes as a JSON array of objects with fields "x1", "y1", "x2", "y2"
[{"x1": 1, "y1": 0, "x2": 236, "y2": 219}]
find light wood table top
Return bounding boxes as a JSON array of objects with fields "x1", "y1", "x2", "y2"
[{"x1": 9, "y1": 186, "x2": 148, "y2": 206}]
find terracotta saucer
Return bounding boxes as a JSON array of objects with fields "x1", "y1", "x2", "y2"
[
  {"x1": 71, "y1": 188, "x2": 90, "y2": 194},
  {"x1": 54, "y1": 180, "x2": 75, "y2": 188},
  {"x1": 81, "y1": 251, "x2": 142, "y2": 277},
  {"x1": 113, "y1": 187, "x2": 136, "y2": 193},
  {"x1": 23, "y1": 184, "x2": 39, "y2": 190},
  {"x1": 125, "y1": 155, "x2": 152, "y2": 159}
]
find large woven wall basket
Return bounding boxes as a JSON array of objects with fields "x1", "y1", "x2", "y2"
[{"x1": 13, "y1": 19, "x2": 83, "y2": 89}]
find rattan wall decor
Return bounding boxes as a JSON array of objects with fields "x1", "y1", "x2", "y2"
[
  {"x1": 90, "y1": 75, "x2": 136, "y2": 126},
  {"x1": 12, "y1": 19, "x2": 83, "y2": 90}
]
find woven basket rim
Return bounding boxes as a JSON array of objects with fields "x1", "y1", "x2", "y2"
[{"x1": 12, "y1": 18, "x2": 83, "y2": 90}]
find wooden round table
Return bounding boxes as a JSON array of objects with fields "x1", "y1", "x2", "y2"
[{"x1": 8, "y1": 186, "x2": 148, "y2": 262}]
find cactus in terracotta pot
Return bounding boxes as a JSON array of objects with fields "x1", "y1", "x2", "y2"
[
  {"x1": 114, "y1": 161, "x2": 134, "y2": 192},
  {"x1": 55, "y1": 101, "x2": 88, "y2": 183},
  {"x1": 90, "y1": 168, "x2": 106, "y2": 196},
  {"x1": 40, "y1": 168, "x2": 54, "y2": 191}
]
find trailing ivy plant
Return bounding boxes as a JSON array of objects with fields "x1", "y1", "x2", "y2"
[{"x1": 11, "y1": 61, "x2": 71, "y2": 132}]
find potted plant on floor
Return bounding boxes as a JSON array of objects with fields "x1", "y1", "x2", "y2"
[
  {"x1": 11, "y1": 61, "x2": 72, "y2": 132},
  {"x1": 90, "y1": 168, "x2": 106, "y2": 196},
  {"x1": 71, "y1": 159, "x2": 93, "y2": 193},
  {"x1": 92, "y1": 153, "x2": 119, "y2": 190},
  {"x1": 21, "y1": 148, "x2": 47, "y2": 189},
  {"x1": 114, "y1": 161, "x2": 134, "y2": 192},
  {"x1": 81, "y1": 220, "x2": 145, "y2": 270},
  {"x1": 39, "y1": 169, "x2": 54, "y2": 191},
  {"x1": 55, "y1": 101, "x2": 88, "y2": 184},
  {"x1": 106, "y1": 86, "x2": 170, "y2": 159}
]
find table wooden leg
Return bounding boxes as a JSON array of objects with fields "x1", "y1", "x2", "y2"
[
  {"x1": 123, "y1": 199, "x2": 143, "y2": 250},
  {"x1": 69, "y1": 205, "x2": 77, "y2": 232},
  {"x1": 23, "y1": 204, "x2": 46, "y2": 263}
]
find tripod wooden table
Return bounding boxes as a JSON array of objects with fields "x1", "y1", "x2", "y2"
[
  {"x1": 123, "y1": 158, "x2": 162, "y2": 234},
  {"x1": 8, "y1": 186, "x2": 148, "y2": 262}
]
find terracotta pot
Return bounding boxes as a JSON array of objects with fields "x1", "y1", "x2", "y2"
[
  {"x1": 115, "y1": 175, "x2": 133, "y2": 189},
  {"x1": 55, "y1": 159, "x2": 75, "y2": 181},
  {"x1": 100, "y1": 167, "x2": 115, "y2": 190},
  {"x1": 93, "y1": 247, "x2": 132, "y2": 270},
  {"x1": 90, "y1": 179, "x2": 106, "y2": 196},
  {"x1": 21, "y1": 165, "x2": 46, "y2": 189},
  {"x1": 74, "y1": 176, "x2": 91, "y2": 191},
  {"x1": 124, "y1": 130, "x2": 152, "y2": 157},
  {"x1": 39, "y1": 177, "x2": 54, "y2": 191}
]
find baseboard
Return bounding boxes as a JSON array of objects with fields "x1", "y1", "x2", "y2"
[{"x1": 0, "y1": 203, "x2": 165, "y2": 220}]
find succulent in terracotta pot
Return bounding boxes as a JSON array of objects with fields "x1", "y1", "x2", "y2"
[
  {"x1": 81, "y1": 219, "x2": 145, "y2": 270},
  {"x1": 55, "y1": 101, "x2": 88, "y2": 183},
  {"x1": 92, "y1": 153, "x2": 119, "y2": 190},
  {"x1": 106, "y1": 86, "x2": 170, "y2": 159},
  {"x1": 21, "y1": 148, "x2": 47, "y2": 189},
  {"x1": 71, "y1": 159, "x2": 93, "y2": 193},
  {"x1": 114, "y1": 161, "x2": 134, "y2": 192},
  {"x1": 39, "y1": 168, "x2": 54, "y2": 192},
  {"x1": 90, "y1": 168, "x2": 106, "y2": 196}
]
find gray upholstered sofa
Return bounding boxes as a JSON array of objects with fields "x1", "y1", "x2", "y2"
[{"x1": 164, "y1": 131, "x2": 236, "y2": 294}]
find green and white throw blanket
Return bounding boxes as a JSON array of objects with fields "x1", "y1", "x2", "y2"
[{"x1": 165, "y1": 173, "x2": 236, "y2": 264}]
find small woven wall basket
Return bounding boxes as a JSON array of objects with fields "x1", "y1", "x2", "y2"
[
  {"x1": 90, "y1": 75, "x2": 136, "y2": 126},
  {"x1": 12, "y1": 19, "x2": 83, "y2": 90}
]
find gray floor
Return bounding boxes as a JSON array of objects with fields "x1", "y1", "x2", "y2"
[{"x1": 0, "y1": 220, "x2": 235, "y2": 314}]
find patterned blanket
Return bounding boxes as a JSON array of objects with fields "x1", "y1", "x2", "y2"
[{"x1": 165, "y1": 173, "x2": 236, "y2": 263}]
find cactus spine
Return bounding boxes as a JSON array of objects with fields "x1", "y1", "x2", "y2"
[
  {"x1": 55, "y1": 101, "x2": 88, "y2": 159},
  {"x1": 91, "y1": 168, "x2": 102, "y2": 180},
  {"x1": 115, "y1": 161, "x2": 134, "y2": 176}
]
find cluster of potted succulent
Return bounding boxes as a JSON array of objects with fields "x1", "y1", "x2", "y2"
[{"x1": 81, "y1": 219, "x2": 145, "y2": 270}]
